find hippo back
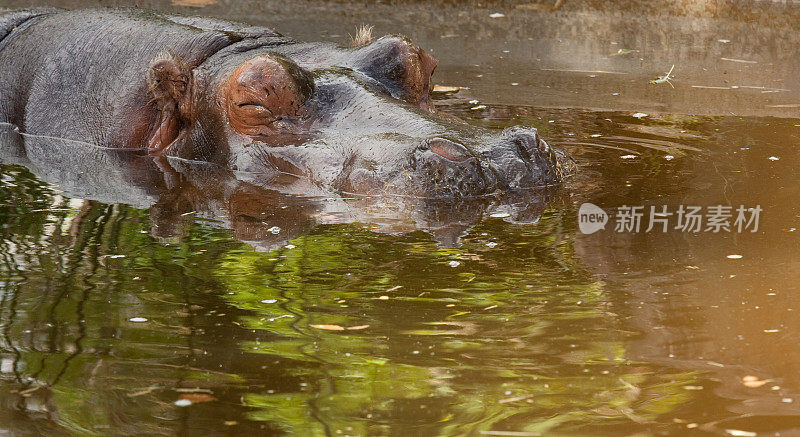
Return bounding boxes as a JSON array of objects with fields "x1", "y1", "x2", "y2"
[{"x1": 0, "y1": 9, "x2": 287, "y2": 148}]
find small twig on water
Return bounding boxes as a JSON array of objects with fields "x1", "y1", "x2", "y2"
[{"x1": 649, "y1": 64, "x2": 675, "y2": 88}]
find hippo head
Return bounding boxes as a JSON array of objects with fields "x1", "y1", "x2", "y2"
[{"x1": 147, "y1": 35, "x2": 573, "y2": 198}]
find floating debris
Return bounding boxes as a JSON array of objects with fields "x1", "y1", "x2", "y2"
[
  {"x1": 448, "y1": 260, "x2": 462, "y2": 268},
  {"x1": 268, "y1": 226, "x2": 281, "y2": 234},
  {"x1": 260, "y1": 299, "x2": 277, "y2": 304},
  {"x1": 309, "y1": 324, "x2": 345, "y2": 331},
  {"x1": 726, "y1": 254, "x2": 743, "y2": 259},
  {"x1": 309, "y1": 324, "x2": 370, "y2": 331},
  {"x1": 432, "y1": 85, "x2": 464, "y2": 93},
  {"x1": 127, "y1": 386, "x2": 159, "y2": 397},
  {"x1": 632, "y1": 112, "x2": 648, "y2": 119},
  {"x1": 611, "y1": 48, "x2": 639, "y2": 56},
  {"x1": 285, "y1": 244, "x2": 296, "y2": 249},
  {"x1": 489, "y1": 12, "x2": 505, "y2": 18},
  {"x1": 470, "y1": 105, "x2": 487, "y2": 110},
  {"x1": 769, "y1": 156, "x2": 780, "y2": 161},
  {"x1": 174, "y1": 399, "x2": 193, "y2": 407},
  {"x1": 726, "y1": 430, "x2": 757, "y2": 437},
  {"x1": 479, "y1": 431, "x2": 541, "y2": 437},
  {"x1": 620, "y1": 155, "x2": 637, "y2": 159},
  {"x1": 178, "y1": 393, "x2": 217, "y2": 403},
  {"x1": 540, "y1": 68, "x2": 627, "y2": 75},
  {"x1": 498, "y1": 394, "x2": 533, "y2": 404},
  {"x1": 742, "y1": 376, "x2": 769, "y2": 388},
  {"x1": 490, "y1": 212, "x2": 511, "y2": 218},
  {"x1": 720, "y1": 57, "x2": 757, "y2": 64},
  {"x1": 175, "y1": 388, "x2": 214, "y2": 394},
  {"x1": 486, "y1": 242, "x2": 498, "y2": 248},
  {"x1": 692, "y1": 85, "x2": 732, "y2": 90},
  {"x1": 665, "y1": 155, "x2": 675, "y2": 160},
  {"x1": 129, "y1": 317, "x2": 148, "y2": 323},
  {"x1": 718, "y1": 39, "x2": 731, "y2": 43},
  {"x1": 649, "y1": 64, "x2": 675, "y2": 88},
  {"x1": 171, "y1": 0, "x2": 217, "y2": 5}
]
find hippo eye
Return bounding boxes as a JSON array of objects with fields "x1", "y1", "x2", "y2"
[{"x1": 223, "y1": 55, "x2": 314, "y2": 137}]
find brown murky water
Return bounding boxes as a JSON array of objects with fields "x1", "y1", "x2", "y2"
[{"x1": 1, "y1": 1, "x2": 800, "y2": 435}]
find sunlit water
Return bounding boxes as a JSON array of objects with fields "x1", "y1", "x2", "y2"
[{"x1": 2, "y1": 1, "x2": 800, "y2": 436}]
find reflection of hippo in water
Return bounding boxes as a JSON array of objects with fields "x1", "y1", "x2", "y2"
[
  {"x1": 0, "y1": 124, "x2": 556, "y2": 249},
  {"x1": 0, "y1": 8, "x2": 572, "y2": 199}
]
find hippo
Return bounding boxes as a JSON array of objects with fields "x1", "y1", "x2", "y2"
[{"x1": 0, "y1": 8, "x2": 572, "y2": 199}]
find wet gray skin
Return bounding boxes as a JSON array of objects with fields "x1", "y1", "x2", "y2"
[
  {"x1": 0, "y1": 8, "x2": 573, "y2": 199},
  {"x1": 201, "y1": 49, "x2": 570, "y2": 197}
]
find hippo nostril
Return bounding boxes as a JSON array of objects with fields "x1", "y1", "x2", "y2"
[
  {"x1": 424, "y1": 138, "x2": 473, "y2": 162},
  {"x1": 503, "y1": 128, "x2": 544, "y2": 160},
  {"x1": 513, "y1": 138, "x2": 532, "y2": 162}
]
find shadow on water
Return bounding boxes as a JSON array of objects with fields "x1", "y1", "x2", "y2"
[{"x1": 2, "y1": 0, "x2": 800, "y2": 435}]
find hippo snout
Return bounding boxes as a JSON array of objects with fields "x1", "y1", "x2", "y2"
[
  {"x1": 401, "y1": 128, "x2": 572, "y2": 198},
  {"x1": 487, "y1": 127, "x2": 573, "y2": 190}
]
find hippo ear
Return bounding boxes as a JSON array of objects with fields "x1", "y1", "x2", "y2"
[
  {"x1": 146, "y1": 53, "x2": 193, "y2": 152},
  {"x1": 349, "y1": 36, "x2": 437, "y2": 112}
]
